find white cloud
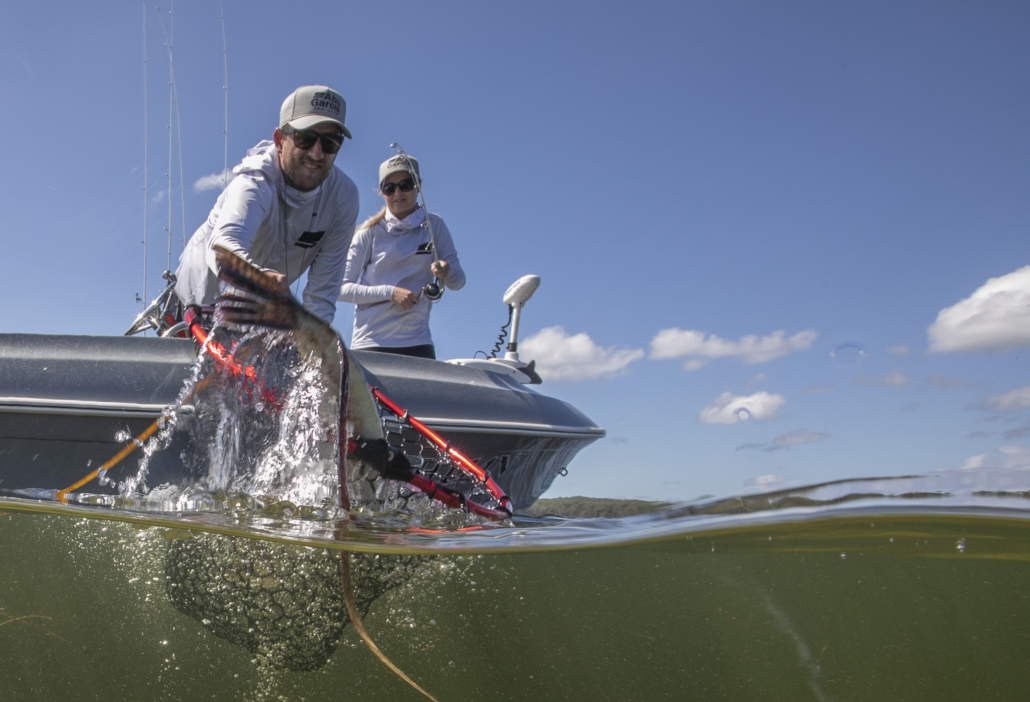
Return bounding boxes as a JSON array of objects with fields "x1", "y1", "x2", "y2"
[
  {"x1": 744, "y1": 372, "x2": 768, "y2": 390},
  {"x1": 960, "y1": 454, "x2": 988, "y2": 470},
  {"x1": 649, "y1": 328, "x2": 818, "y2": 370},
  {"x1": 737, "y1": 428, "x2": 830, "y2": 452},
  {"x1": 961, "y1": 446, "x2": 1030, "y2": 470},
  {"x1": 886, "y1": 345, "x2": 910, "y2": 357},
  {"x1": 193, "y1": 168, "x2": 235, "y2": 193},
  {"x1": 853, "y1": 371, "x2": 909, "y2": 387},
  {"x1": 928, "y1": 265, "x2": 1030, "y2": 353},
  {"x1": 771, "y1": 429, "x2": 830, "y2": 448},
  {"x1": 744, "y1": 474, "x2": 785, "y2": 488},
  {"x1": 698, "y1": 391, "x2": 786, "y2": 425},
  {"x1": 976, "y1": 385, "x2": 1030, "y2": 413},
  {"x1": 520, "y1": 326, "x2": 644, "y2": 382}
]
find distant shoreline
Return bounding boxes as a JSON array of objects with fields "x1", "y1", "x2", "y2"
[{"x1": 516, "y1": 496, "x2": 671, "y2": 519}]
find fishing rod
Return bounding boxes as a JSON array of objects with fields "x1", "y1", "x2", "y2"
[{"x1": 388, "y1": 143, "x2": 443, "y2": 300}]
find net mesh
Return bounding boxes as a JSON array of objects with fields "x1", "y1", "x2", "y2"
[
  {"x1": 165, "y1": 532, "x2": 430, "y2": 671},
  {"x1": 345, "y1": 394, "x2": 509, "y2": 522}
]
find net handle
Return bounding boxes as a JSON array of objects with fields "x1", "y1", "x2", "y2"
[{"x1": 371, "y1": 388, "x2": 513, "y2": 516}]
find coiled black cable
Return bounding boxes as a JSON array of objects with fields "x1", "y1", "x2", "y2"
[{"x1": 477, "y1": 305, "x2": 513, "y2": 359}]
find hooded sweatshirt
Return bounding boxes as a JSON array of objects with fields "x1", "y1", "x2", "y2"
[
  {"x1": 174, "y1": 140, "x2": 359, "y2": 323},
  {"x1": 338, "y1": 205, "x2": 465, "y2": 349}
]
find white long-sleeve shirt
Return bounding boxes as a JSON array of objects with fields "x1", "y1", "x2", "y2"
[
  {"x1": 175, "y1": 140, "x2": 359, "y2": 323},
  {"x1": 338, "y1": 206, "x2": 465, "y2": 349}
]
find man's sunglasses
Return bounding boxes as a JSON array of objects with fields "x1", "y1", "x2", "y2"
[
  {"x1": 283, "y1": 127, "x2": 345, "y2": 154},
  {"x1": 381, "y1": 178, "x2": 416, "y2": 196}
]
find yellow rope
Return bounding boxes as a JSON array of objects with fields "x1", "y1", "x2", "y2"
[
  {"x1": 56, "y1": 374, "x2": 213, "y2": 503},
  {"x1": 340, "y1": 552, "x2": 440, "y2": 702},
  {"x1": 55, "y1": 421, "x2": 159, "y2": 503}
]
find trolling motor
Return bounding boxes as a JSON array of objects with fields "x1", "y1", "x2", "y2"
[{"x1": 446, "y1": 274, "x2": 543, "y2": 384}]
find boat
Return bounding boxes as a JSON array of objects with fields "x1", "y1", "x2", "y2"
[{"x1": 0, "y1": 276, "x2": 604, "y2": 511}]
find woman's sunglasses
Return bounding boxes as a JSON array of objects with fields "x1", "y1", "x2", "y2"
[
  {"x1": 381, "y1": 178, "x2": 416, "y2": 196},
  {"x1": 283, "y1": 127, "x2": 345, "y2": 154}
]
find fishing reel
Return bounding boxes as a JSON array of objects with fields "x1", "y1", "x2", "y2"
[{"x1": 421, "y1": 281, "x2": 443, "y2": 300}]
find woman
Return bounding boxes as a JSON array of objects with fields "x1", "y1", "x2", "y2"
[{"x1": 338, "y1": 155, "x2": 465, "y2": 359}]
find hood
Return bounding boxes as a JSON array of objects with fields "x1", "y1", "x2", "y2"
[
  {"x1": 233, "y1": 139, "x2": 322, "y2": 206},
  {"x1": 234, "y1": 140, "x2": 282, "y2": 185}
]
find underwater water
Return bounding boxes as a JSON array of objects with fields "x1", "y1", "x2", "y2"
[{"x1": 1, "y1": 482, "x2": 1029, "y2": 702}]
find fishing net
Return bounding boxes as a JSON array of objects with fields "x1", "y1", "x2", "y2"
[
  {"x1": 165, "y1": 532, "x2": 430, "y2": 671},
  {"x1": 345, "y1": 391, "x2": 512, "y2": 523}
]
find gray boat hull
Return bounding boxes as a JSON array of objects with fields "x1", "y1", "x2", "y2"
[{"x1": 0, "y1": 334, "x2": 603, "y2": 509}]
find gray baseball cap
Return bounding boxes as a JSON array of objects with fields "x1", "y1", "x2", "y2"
[
  {"x1": 279, "y1": 85, "x2": 352, "y2": 138},
  {"x1": 379, "y1": 154, "x2": 420, "y2": 187}
]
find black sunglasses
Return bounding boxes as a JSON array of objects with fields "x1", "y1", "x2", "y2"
[
  {"x1": 283, "y1": 127, "x2": 344, "y2": 154},
  {"x1": 381, "y1": 178, "x2": 416, "y2": 196}
]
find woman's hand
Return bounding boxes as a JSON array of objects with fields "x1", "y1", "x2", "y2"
[
  {"x1": 391, "y1": 286, "x2": 420, "y2": 310},
  {"x1": 430, "y1": 260, "x2": 450, "y2": 280}
]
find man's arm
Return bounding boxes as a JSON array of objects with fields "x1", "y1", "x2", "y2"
[{"x1": 204, "y1": 174, "x2": 275, "y2": 274}]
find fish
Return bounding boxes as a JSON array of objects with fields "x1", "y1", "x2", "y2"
[
  {"x1": 212, "y1": 245, "x2": 439, "y2": 701},
  {"x1": 212, "y1": 245, "x2": 383, "y2": 455}
]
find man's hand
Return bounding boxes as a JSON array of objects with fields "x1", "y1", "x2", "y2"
[
  {"x1": 391, "y1": 286, "x2": 420, "y2": 311},
  {"x1": 430, "y1": 260, "x2": 450, "y2": 280}
]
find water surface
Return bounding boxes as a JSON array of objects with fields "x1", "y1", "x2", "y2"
[{"x1": 2, "y1": 472, "x2": 1028, "y2": 701}]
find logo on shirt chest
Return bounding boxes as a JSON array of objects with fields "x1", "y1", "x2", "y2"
[
  {"x1": 415, "y1": 242, "x2": 434, "y2": 255},
  {"x1": 295, "y1": 231, "x2": 326, "y2": 249}
]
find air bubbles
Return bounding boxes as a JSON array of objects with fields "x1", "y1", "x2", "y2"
[
  {"x1": 956, "y1": 538, "x2": 966, "y2": 553},
  {"x1": 97, "y1": 469, "x2": 109, "y2": 486},
  {"x1": 829, "y1": 343, "x2": 868, "y2": 367}
]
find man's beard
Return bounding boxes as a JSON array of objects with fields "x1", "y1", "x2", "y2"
[{"x1": 281, "y1": 158, "x2": 329, "y2": 192}]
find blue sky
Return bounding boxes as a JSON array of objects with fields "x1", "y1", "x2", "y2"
[{"x1": 2, "y1": 1, "x2": 1028, "y2": 501}]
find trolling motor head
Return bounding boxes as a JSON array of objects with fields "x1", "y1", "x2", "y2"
[{"x1": 502, "y1": 275, "x2": 541, "y2": 308}]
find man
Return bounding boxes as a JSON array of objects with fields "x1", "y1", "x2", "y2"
[{"x1": 175, "y1": 85, "x2": 360, "y2": 323}]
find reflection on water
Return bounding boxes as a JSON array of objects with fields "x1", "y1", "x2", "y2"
[{"x1": 1, "y1": 479, "x2": 1029, "y2": 701}]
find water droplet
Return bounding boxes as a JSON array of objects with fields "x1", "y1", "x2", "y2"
[
  {"x1": 736, "y1": 408, "x2": 751, "y2": 421},
  {"x1": 448, "y1": 661, "x2": 456, "y2": 668},
  {"x1": 840, "y1": 553, "x2": 847, "y2": 559},
  {"x1": 97, "y1": 469, "x2": 109, "y2": 486},
  {"x1": 956, "y1": 538, "x2": 966, "y2": 552},
  {"x1": 829, "y1": 343, "x2": 868, "y2": 367}
]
